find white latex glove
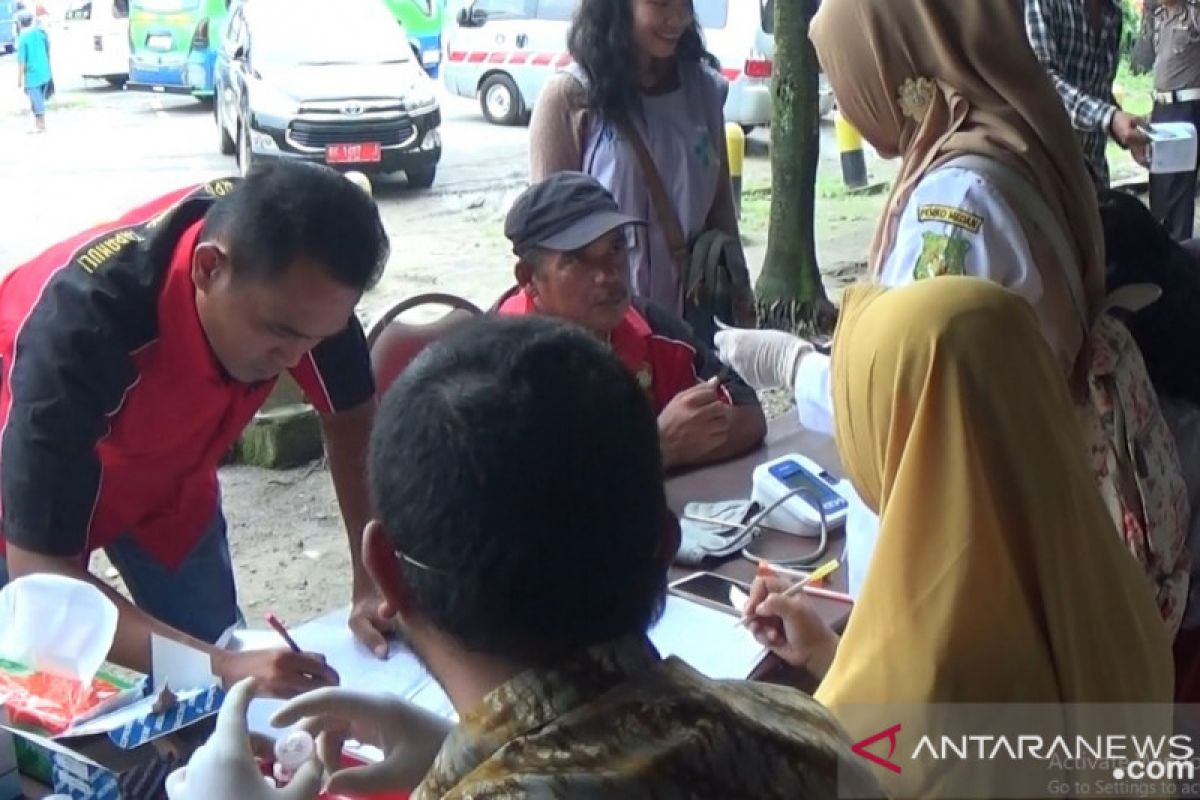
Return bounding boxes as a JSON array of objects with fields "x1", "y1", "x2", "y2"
[
  {"x1": 271, "y1": 687, "x2": 454, "y2": 795},
  {"x1": 713, "y1": 328, "x2": 813, "y2": 391},
  {"x1": 166, "y1": 678, "x2": 322, "y2": 800}
]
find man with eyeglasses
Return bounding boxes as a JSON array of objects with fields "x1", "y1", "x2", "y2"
[{"x1": 496, "y1": 171, "x2": 766, "y2": 470}]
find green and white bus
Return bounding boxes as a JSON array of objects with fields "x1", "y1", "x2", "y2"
[{"x1": 127, "y1": 0, "x2": 230, "y2": 99}]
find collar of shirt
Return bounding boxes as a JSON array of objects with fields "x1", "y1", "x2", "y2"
[
  {"x1": 416, "y1": 635, "x2": 661, "y2": 797},
  {"x1": 157, "y1": 219, "x2": 229, "y2": 387},
  {"x1": 503, "y1": 288, "x2": 655, "y2": 380}
]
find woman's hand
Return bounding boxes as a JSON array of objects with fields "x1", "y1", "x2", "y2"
[{"x1": 745, "y1": 576, "x2": 841, "y2": 679}]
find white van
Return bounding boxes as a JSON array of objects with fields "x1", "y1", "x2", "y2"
[
  {"x1": 444, "y1": 0, "x2": 830, "y2": 128},
  {"x1": 60, "y1": 0, "x2": 130, "y2": 86}
]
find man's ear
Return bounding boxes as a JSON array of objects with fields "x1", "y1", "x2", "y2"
[
  {"x1": 514, "y1": 258, "x2": 535, "y2": 290},
  {"x1": 363, "y1": 520, "x2": 413, "y2": 621},
  {"x1": 191, "y1": 241, "x2": 227, "y2": 294}
]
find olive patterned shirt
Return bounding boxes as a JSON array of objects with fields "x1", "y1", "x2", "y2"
[{"x1": 413, "y1": 635, "x2": 880, "y2": 799}]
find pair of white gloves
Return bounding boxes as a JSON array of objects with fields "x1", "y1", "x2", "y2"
[
  {"x1": 165, "y1": 678, "x2": 453, "y2": 800},
  {"x1": 713, "y1": 327, "x2": 814, "y2": 393}
]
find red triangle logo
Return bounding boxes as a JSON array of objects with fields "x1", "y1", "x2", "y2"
[{"x1": 852, "y1": 723, "x2": 903, "y2": 774}]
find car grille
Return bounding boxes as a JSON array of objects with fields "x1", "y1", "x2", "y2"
[{"x1": 289, "y1": 118, "x2": 415, "y2": 149}]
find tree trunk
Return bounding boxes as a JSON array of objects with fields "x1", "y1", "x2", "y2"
[
  {"x1": 755, "y1": 0, "x2": 832, "y2": 336},
  {"x1": 1131, "y1": 0, "x2": 1158, "y2": 74}
]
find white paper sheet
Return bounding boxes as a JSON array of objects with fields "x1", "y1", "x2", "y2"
[
  {"x1": 231, "y1": 610, "x2": 454, "y2": 737},
  {"x1": 648, "y1": 595, "x2": 768, "y2": 680},
  {"x1": 237, "y1": 597, "x2": 766, "y2": 737}
]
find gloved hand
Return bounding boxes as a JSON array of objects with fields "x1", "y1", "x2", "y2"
[
  {"x1": 713, "y1": 328, "x2": 813, "y2": 391},
  {"x1": 271, "y1": 687, "x2": 455, "y2": 795},
  {"x1": 165, "y1": 678, "x2": 322, "y2": 800}
]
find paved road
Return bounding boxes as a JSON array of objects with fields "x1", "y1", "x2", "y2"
[
  {"x1": 0, "y1": 45, "x2": 845, "y2": 282},
  {"x1": 0, "y1": 48, "x2": 531, "y2": 269}
]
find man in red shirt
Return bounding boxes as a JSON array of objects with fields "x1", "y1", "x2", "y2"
[
  {"x1": 0, "y1": 163, "x2": 394, "y2": 698},
  {"x1": 499, "y1": 172, "x2": 765, "y2": 469}
]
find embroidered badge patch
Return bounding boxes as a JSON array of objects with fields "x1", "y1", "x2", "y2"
[
  {"x1": 913, "y1": 233, "x2": 971, "y2": 280},
  {"x1": 917, "y1": 204, "x2": 984, "y2": 233}
]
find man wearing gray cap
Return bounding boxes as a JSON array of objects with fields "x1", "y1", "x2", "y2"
[{"x1": 499, "y1": 172, "x2": 765, "y2": 470}]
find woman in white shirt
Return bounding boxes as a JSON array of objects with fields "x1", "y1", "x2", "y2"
[{"x1": 718, "y1": 0, "x2": 1106, "y2": 594}]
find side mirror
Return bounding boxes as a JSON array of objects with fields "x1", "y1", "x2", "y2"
[{"x1": 232, "y1": 44, "x2": 245, "y2": 61}]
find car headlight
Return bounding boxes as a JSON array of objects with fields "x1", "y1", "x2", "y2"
[
  {"x1": 250, "y1": 131, "x2": 279, "y2": 152},
  {"x1": 249, "y1": 83, "x2": 297, "y2": 121}
]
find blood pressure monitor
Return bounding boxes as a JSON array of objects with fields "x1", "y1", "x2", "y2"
[{"x1": 750, "y1": 454, "x2": 851, "y2": 536}]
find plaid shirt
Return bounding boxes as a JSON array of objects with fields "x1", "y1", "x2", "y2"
[{"x1": 1025, "y1": 0, "x2": 1124, "y2": 188}]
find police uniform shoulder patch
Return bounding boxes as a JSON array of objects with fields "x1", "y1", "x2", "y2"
[
  {"x1": 913, "y1": 232, "x2": 971, "y2": 280},
  {"x1": 916, "y1": 204, "x2": 984, "y2": 234}
]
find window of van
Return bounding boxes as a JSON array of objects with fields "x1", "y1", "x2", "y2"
[
  {"x1": 695, "y1": 0, "x2": 727, "y2": 29},
  {"x1": 475, "y1": 0, "x2": 532, "y2": 20},
  {"x1": 65, "y1": 0, "x2": 91, "y2": 19},
  {"x1": 535, "y1": 0, "x2": 572, "y2": 21},
  {"x1": 114, "y1": 0, "x2": 129, "y2": 17}
]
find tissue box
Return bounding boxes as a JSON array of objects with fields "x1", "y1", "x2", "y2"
[
  {"x1": 0, "y1": 711, "x2": 19, "y2": 800},
  {"x1": 0, "y1": 658, "x2": 146, "y2": 735},
  {"x1": 6, "y1": 685, "x2": 223, "y2": 800},
  {"x1": 1147, "y1": 122, "x2": 1198, "y2": 174}
]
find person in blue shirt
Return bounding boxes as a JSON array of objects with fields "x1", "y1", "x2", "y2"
[{"x1": 15, "y1": 10, "x2": 51, "y2": 133}]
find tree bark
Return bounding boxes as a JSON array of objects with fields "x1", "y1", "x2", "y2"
[{"x1": 755, "y1": 0, "x2": 832, "y2": 336}]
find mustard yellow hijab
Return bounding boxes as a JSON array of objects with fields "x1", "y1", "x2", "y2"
[
  {"x1": 817, "y1": 278, "x2": 1172, "y2": 793},
  {"x1": 810, "y1": 0, "x2": 1106, "y2": 330}
]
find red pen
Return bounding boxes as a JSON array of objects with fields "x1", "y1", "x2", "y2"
[{"x1": 266, "y1": 612, "x2": 303, "y2": 653}]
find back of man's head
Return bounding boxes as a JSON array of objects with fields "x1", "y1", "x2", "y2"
[
  {"x1": 369, "y1": 315, "x2": 670, "y2": 663},
  {"x1": 201, "y1": 161, "x2": 388, "y2": 291}
]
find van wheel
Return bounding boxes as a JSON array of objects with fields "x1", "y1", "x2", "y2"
[
  {"x1": 216, "y1": 93, "x2": 235, "y2": 156},
  {"x1": 479, "y1": 74, "x2": 522, "y2": 126},
  {"x1": 105, "y1": 76, "x2": 127, "y2": 88}
]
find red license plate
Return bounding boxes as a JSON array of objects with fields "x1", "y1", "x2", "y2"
[{"x1": 326, "y1": 143, "x2": 382, "y2": 164}]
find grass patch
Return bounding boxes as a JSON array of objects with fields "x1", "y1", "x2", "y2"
[
  {"x1": 738, "y1": 175, "x2": 887, "y2": 245},
  {"x1": 1116, "y1": 60, "x2": 1154, "y2": 117}
]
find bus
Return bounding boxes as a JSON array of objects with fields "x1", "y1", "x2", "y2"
[
  {"x1": 383, "y1": 0, "x2": 444, "y2": 77},
  {"x1": 127, "y1": 0, "x2": 231, "y2": 100}
]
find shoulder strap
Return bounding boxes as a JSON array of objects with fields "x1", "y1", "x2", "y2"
[
  {"x1": 619, "y1": 118, "x2": 690, "y2": 274},
  {"x1": 942, "y1": 154, "x2": 1089, "y2": 334}
]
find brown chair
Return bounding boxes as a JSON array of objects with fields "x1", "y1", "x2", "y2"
[{"x1": 367, "y1": 293, "x2": 483, "y2": 395}]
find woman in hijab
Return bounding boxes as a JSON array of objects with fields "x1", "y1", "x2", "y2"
[
  {"x1": 719, "y1": 0, "x2": 1101, "y2": 432},
  {"x1": 744, "y1": 277, "x2": 1174, "y2": 796},
  {"x1": 713, "y1": 0, "x2": 1184, "y2": 610}
]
